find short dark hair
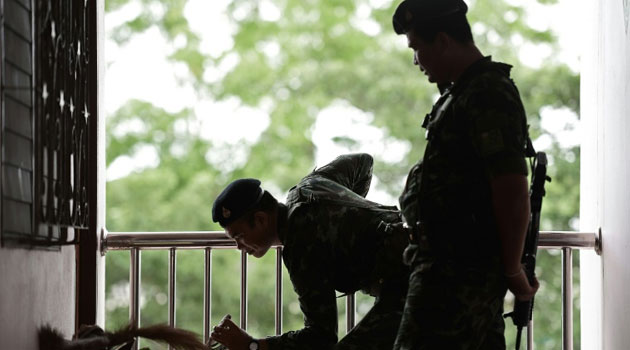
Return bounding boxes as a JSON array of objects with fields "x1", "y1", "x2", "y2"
[
  {"x1": 393, "y1": 2, "x2": 474, "y2": 44},
  {"x1": 395, "y1": 12, "x2": 473, "y2": 44},
  {"x1": 240, "y1": 191, "x2": 278, "y2": 227},
  {"x1": 392, "y1": 0, "x2": 472, "y2": 44}
]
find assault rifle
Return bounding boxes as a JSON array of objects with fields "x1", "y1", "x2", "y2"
[{"x1": 504, "y1": 151, "x2": 551, "y2": 350}]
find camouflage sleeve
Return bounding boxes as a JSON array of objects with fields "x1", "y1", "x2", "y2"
[
  {"x1": 464, "y1": 77, "x2": 529, "y2": 178},
  {"x1": 265, "y1": 207, "x2": 338, "y2": 350},
  {"x1": 311, "y1": 153, "x2": 373, "y2": 197}
]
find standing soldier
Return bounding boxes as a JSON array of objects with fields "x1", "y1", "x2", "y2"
[
  {"x1": 391, "y1": 0, "x2": 539, "y2": 349},
  {"x1": 209, "y1": 153, "x2": 409, "y2": 350}
]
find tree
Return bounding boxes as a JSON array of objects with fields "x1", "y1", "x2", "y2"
[{"x1": 104, "y1": 0, "x2": 581, "y2": 348}]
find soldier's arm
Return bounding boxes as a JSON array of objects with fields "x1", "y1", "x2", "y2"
[
  {"x1": 466, "y1": 78, "x2": 539, "y2": 299},
  {"x1": 264, "y1": 210, "x2": 338, "y2": 350},
  {"x1": 264, "y1": 281, "x2": 338, "y2": 350},
  {"x1": 311, "y1": 153, "x2": 373, "y2": 197},
  {"x1": 491, "y1": 174, "x2": 538, "y2": 300}
]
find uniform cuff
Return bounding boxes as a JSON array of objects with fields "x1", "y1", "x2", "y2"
[{"x1": 486, "y1": 155, "x2": 528, "y2": 178}]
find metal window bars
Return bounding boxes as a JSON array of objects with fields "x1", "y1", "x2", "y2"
[{"x1": 102, "y1": 230, "x2": 601, "y2": 350}]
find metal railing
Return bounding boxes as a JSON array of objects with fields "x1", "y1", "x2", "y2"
[{"x1": 102, "y1": 230, "x2": 601, "y2": 350}]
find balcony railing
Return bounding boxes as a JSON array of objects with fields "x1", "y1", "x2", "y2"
[{"x1": 101, "y1": 230, "x2": 601, "y2": 350}]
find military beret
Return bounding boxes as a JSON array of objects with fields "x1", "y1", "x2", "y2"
[
  {"x1": 212, "y1": 178, "x2": 264, "y2": 227},
  {"x1": 393, "y1": 0, "x2": 468, "y2": 34}
]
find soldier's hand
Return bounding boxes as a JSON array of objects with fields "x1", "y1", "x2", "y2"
[
  {"x1": 391, "y1": 222, "x2": 406, "y2": 231},
  {"x1": 384, "y1": 221, "x2": 409, "y2": 235},
  {"x1": 210, "y1": 314, "x2": 252, "y2": 350},
  {"x1": 506, "y1": 268, "x2": 540, "y2": 301}
]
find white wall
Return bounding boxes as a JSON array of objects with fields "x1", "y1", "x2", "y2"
[
  {"x1": 97, "y1": 0, "x2": 107, "y2": 329},
  {"x1": 580, "y1": 0, "x2": 630, "y2": 349},
  {"x1": 0, "y1": 246, "x2": 76, "y2": 350}
]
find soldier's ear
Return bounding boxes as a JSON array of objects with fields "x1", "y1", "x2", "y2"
[
  {"x1": 254, "y1": 211, "x2": 268, "y2": 227},
  {"x1": 434, "y1": 32, "x2": 451, "y2": 53}
]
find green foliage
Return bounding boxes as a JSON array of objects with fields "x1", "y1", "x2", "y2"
[{"x1": 105, "y1": 0, "x2": 581, "y2": 348}]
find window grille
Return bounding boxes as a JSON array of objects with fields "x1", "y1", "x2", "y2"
[{"x1": 1, "y1": 0, "x2": 92, "y2": 248}]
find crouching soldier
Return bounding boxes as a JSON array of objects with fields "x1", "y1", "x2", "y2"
[{"x1": 209, "y1": 153, "x2": 409, "y2": 350}]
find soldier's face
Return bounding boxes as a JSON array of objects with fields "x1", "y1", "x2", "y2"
[
  {"x1": 406, "y1": 30, "x2": 448, "y2": 84},
  {"x1": 225, "y1": 212, "x2": 274, "y2": 258}
]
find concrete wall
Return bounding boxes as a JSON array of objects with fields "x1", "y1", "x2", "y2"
[
  {"x1": 0, "y1": 2, "x2": 105, "y2": 348},
  {"x1": 580, "y1": 0, "x2": 630, "y2": 349},
  {"x1": 0, "y1": 246, "x2": 76, "y2": 349}
]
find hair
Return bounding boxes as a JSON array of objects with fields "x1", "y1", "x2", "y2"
[
  {"x1": 409, "y1": 13, "x2": 474, "y2": 44},
  {"x1": 39, "y1": 323, "x2": 207, "y2": 350},
  {"x1": 240, "y1": 191, "x2": 278, "y2": 227}
]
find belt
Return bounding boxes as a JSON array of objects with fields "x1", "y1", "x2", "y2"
[
  {"x1": 406, "y1": 219, "x2": 501, "y2": 264},
  {"x1": 406, "y1": 220, "x2": 474, "y2": 254}
]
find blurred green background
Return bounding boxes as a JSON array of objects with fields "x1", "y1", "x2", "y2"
[{"x1": 103, "y1": 0, "x2": 581, "y2": 349}]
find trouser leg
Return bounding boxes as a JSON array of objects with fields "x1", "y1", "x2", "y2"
[
  {"x1": 393, "y1": 262, "x2": 507, "y2": 350},
  {"x1": 335, "y1": 279, "x2": 407, "y2": 350}
]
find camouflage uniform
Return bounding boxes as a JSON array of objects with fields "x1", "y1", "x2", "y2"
[
  {"x1": 393, "y1": 57, "x2": 530, "y2": 350},
  {"x1": 264, "y1": 153, "x2": 410, "y2": 350}
]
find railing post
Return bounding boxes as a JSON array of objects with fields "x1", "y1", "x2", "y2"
[
  {"x1": 130, "y1": 248, "x2": 141, "y2": 350},
  {"x1": 168, "y1": 248, "x2": 177, "y2": 350},
  {"x1": 562, "y1": 247, "x2": 573, "y2": 350},
  {"x1": 527, "y1": 319, "x2": 534, "y2": 350},
  {"x1": 275, "y1": 246, "x2": 283, "y2": 335},
  {"x1": 204, "y1": 247, "x2": 213, "y2": 344},
  {"x1": 241, "y1": 250, "x2": 248, "y2": 330},
  {"x1": 346, "y1": 293, "x2": 355, "y2": 333}
]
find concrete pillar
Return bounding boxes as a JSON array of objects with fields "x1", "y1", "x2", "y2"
[{"x1": 580, "y1": 0, "x2": 630, "y2": 349}]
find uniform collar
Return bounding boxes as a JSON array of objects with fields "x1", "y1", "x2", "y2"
[
  {"x1": 455, "y1": 56, "x2": 512, "y2": 85},
  {"x1": 277, "y1": 203, "x2": 289, "y2": 245}
]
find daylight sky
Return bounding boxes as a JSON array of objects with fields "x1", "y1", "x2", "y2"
[{"x1": 104, "y1": 0, "x2": 583, "y2": 203}]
